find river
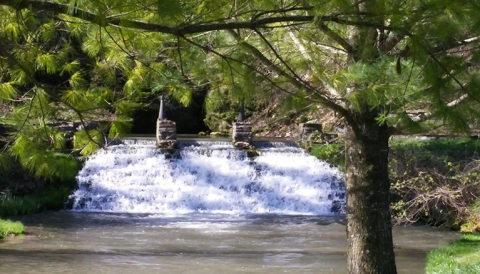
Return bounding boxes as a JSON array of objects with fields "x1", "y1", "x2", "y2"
[{"x1": 0, "y1": 211, "x2": 458, "y2": 274}]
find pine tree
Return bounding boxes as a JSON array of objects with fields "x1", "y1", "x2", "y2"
[{"x1": 1, "y1": 1, "x2": 480, "y2": 273}]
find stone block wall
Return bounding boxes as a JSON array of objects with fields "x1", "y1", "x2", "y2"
[
  {"x1": 232, "y1": 122, "x2": 252, "y2": 149},
  {"x1": 156, "y1": 120, "x2": 177, "y2": 148}
]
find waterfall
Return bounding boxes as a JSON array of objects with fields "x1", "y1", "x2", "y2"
[{"x1": 71, "y1": 141, "x2": 345, "y2": 215}]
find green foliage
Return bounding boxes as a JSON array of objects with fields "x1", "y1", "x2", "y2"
[
  {"x1": 167, "y1": 83, "x2": 193, "y2": 107},
  {"x1": 73, "y1": 129, "x2": 103, "y2": 156},
  {"x1": 109, "y1": 118, "x2": 132, "y2": 139},
  {"x1": 426, "y1": 234, "x2": 480, "y2": 274},
  {"x1": 0, "y1": 218, "x2": 24, "y2": 238},
  {"x1": 462, "y1": 200, "x2": 480, "y2": 233},
  {"x1": 309, "y1": 142, "x2": 345, "y2": 171},
  {"x1": 157, "y1": 0, "x2": 183, "y2": 20},
  {"x1": 340, "y1": 58, "x2": 425, "y2": 114},
  {"x1": 390, "y1": 139, "x2": 480, "y2": 227},
  {"x1": 311, "y1": 138, "x2": 480, "y2": 228},
  {"x1": 0, "y1": 187, "x2": 72, "y2": 218},
  {"x1": 8, "y1": 132, "x2": 79, "y2": 180},
  {"x1": 0, "y1": 82, "x2": 17, "y2": 103},
  {"x1": 0, "y1": 152, "x2": 13, "y2": 172}
]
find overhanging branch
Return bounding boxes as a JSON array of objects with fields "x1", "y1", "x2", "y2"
[
  {"x1": 318, "y1": 22, "x2": 353, "y2": 53},
  {"x1": 227, "y1": 30, "x2": 351, "y2": 119},
  {"x1": 0, "y1": 0, "x2": 322, "y2": 35}
]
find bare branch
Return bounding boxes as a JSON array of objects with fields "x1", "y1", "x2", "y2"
[
  {"x1": 431, "y1": 36, "x2": 480, "y2": 55},
  {"x1": 411, "y1": 94, "x2": 469, "y2": 123}
]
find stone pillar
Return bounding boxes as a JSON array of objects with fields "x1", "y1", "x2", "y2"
[
  {"x1": 156, "y1": 120, "x2": 177, "y2": 148},
  {"x1": 232, "y1": 122, "x2": 252, "y2": 149},
  {"x1": 156, "y1": 96, "x2": 177, "y2": 149}
]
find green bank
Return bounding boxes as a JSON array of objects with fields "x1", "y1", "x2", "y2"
[
  {"x1": 310, "y1": 138, "x2": 480, "y2": 231},
  {"x1": 426, "y1": 234, "x2": 480, "y2": 274}
]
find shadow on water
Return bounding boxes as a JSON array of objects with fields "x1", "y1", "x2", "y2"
[
  {"x1": 0, "y1": 247, "x2": 348, "y2": 258},
  {"x1": 18, "y1": 211, "x2": 346, "y2": 229}
]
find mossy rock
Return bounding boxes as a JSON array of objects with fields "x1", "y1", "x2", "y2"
[
  {"x1": 210, "y1": 131, "x2": 229, "y2": 137},
  {"x1": 246, "y1": 149, "x2": 259, "y2": 158}
]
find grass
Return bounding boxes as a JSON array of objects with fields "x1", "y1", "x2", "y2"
[
  {"x1": 426, "y1": 234, "x2": 480, "y2": 274},
  {"x1": 0, "y1": 218, "x2": 24, "y2": 238},
  {"x1": 0, "y1": 187, "x2": 72, "y2": 218}
]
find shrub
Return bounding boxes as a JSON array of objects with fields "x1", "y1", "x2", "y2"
[
  {"x1": 390, "y1": 160, "x2": 480, "y2": 228},
  {"x1": 461, "y1": 200, "x2": 480, "y2": 233},
  {"x1": 311, "y1": 138, "x2": 480, "y2": 229},
  {"x1": 0, "y1": 219, "x2": 24, "y2": 238},
  {"x1": 309, "y1": 142, "x2": 345, "y2": 171},
  {"x1": 389, "y1": 139, "x2": 480, "y2": 228}
]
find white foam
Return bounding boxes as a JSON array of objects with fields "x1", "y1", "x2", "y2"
[{"x1": 71, "y1": 142, "x2": 345, "y2": 215}]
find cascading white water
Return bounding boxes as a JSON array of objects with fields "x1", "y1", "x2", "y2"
[{"x1": 71, "y1": 141, "x2": 345, "y2": 215}]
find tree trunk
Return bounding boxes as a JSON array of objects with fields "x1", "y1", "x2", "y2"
[{"x1": 345, "y1": 117, "x2": 397, "y2": 274}]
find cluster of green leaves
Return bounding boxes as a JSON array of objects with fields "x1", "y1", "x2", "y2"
[
  {"x1": 309, "y1": 142, "x2": 345, "y2": 170},
  {"x1": 426, "y1": 234, "x2": 480, "y2": 274},
  {"x1": 0, "y1": 218, "x2": 24, "y2": 238}
]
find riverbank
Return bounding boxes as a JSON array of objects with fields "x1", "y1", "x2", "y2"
[
  {"x1": 426, "y1": 234, "x2": 480, "y2": 273},
  {"x1": 0, "y1": 187, "x2": 72, "y2": 218},
  {"x1": 0, "y1": 187, "x2": 68, "y2": 238},
  {"x1": 310, "y1": 138, "x2": 480, "y2": 231}
]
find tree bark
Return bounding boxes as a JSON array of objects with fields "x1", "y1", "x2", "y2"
[{"x1": 345, "y1": 116, "x2": 397, "y2": 274}]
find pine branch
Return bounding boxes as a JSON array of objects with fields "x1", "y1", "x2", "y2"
[
  {"x1": 418, "y1": 41, "x2": 480, "y2": 105},
  {"x1": 318, "y1": 22, "x2": 354, "y2": 53},
  {"x1": 179, "y1": 35, "x2": 297, "y2": 97},
  {"x1": 0, "y1": 0, "x2": 321, "y2": 34},
  {"x1": 36, "y1": 89, "x2": 50, "y2": 143},
  {"x1": 62, "y1": 101, "x2": 105, "y2": 149},
  {"x1": 253, "y1": 29, "x2": 310, "y2": 90},
  {"x1": 2, "y1": 45, "x2": 105, "y2": 149},
  {"x1": 227, "y1": 29, "x2": 351, "y2": 121},
  {"x1": 1, "y1": 90, "x2": 35, "y2": 152}
]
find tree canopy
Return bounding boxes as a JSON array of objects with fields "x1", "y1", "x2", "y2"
[{"x1": 1, "y1": 1, "x2": 480, "y2": 273}]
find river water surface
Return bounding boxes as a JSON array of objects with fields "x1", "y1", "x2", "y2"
[{"x1": 0, "y1": 211, "x2": 458, "y2": 274}]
